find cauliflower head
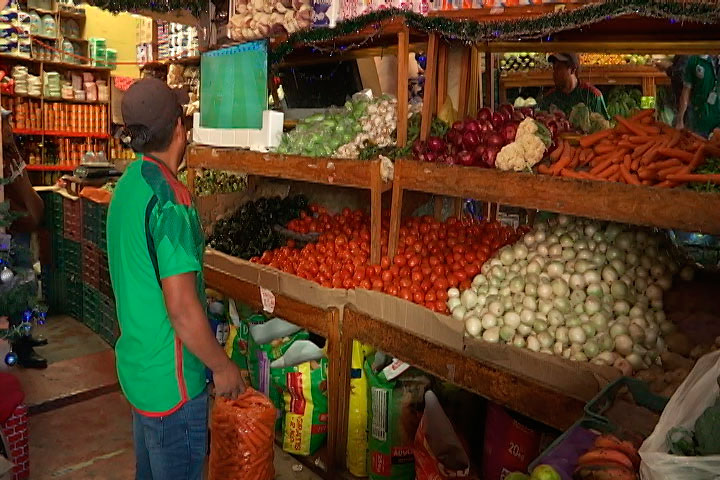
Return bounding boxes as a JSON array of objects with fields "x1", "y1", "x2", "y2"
[
  {"x1": 517, "y1": 133, "x2": 547, "y2": 167},
  {"x1": 517, "y1": 117, "x2": 539, "y2": 139},
  {"x1": 496, "y1": 142, "x2": 526, "y2": 171}
]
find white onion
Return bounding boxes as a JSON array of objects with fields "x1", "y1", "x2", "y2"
[
  {"x1": 526, "y1": 335, "x2": 541, "y2": 352},
  {"x1": 572, "y1": 352, "x2": 589, "y2": 362},
  {"x1": 481, "y1": 313, "x2": 498, "y2": 329},
  {"x1": 628, "y1": 324, "x2": 646, "y2": 344},
  {"x1": 517, "y1": 324, "x2": 532, "y2": 337},
  {"x1": 656, "y1": 274, "x2": 672, "y2": 291},
  {"x1": 538, "y1": 332, "x2": 554, "y2": 349},
  {"x1": 555, "y1": 327, "x2": 569, "y2": 345},
  {"x1": 613, "y1": 300, "x2": 630, "y2": 316},
  {"x1": 483, "y1": 327, "x2": 500, "y2": 343},
  {"x1": 537, "y1": 282, "x2": 553, "y2": 299},
  {"x1": 584, "y1": 270, "x2": 601, "y2": 285},
  {"x1": 499, "y1": 247, "x2": 515, "y2": 266},
  {"x1": 590, "y1": 312, "x2": 609, "y2": 332},
  {"x1": 523, "y1": 233, "x2": 536, "y2": 247},
  {"x1": 504, "y1": 311, "x2": 521, "y2": 329},
  {"x1": 500, "y1": 325, "x2": 516, "y2": 342},
  {"x1": 533, "y1": 320, "x2": 548, "y2": 333},
  {"x1": 561, "y1": 249, "x2": 576, "y2": 261},
  {"x1": 488, "y1": 301, "x2": 505, "y2": 317},
  {"x1": 509, "y1": 276, "x2": 525, "y2": 294},
  {"x1": 602, "y1": 266, "x2": 619, "y2": 283},
  {"x1": 520, "y1": 309, "x2": 535, "y2": 325},
  {"x1": 646, "y1": 284, "x2": 663, "y2": 301},
  {"x1": 583, "y1": 340, "x2": 599, "y2": 359},
  {"x1": 512, "y1": 335, "x2": 526, "y2": 348},
  {"x1": 547, "y1": 261, "x2": 564, "y2": 278},
  {"x1": 584, "y1": 297, "x2": 602, "y2": 315},
  {"x1": 447, "y1": 297, "x2": 462, "y2": 312},
  {"x1": 625, "y1": 353, "x2": 648, "y2": 371},
  {"x1": 513, "y1": 244, "x2": 529, "y2": 260},
  {"x1": 461, "y1": 290, "x2": 478, "y2": 309},
  {"x1": 614, "y1": 334, "x2": 634, "y2": 356},
  {"x1": 465, "y1": 316, "x2": 482, "y2": 337},
  {"x1": 581, "y1": 322, "x2": 597, "y2": 338},
  {"x1": 569, "y1": 273, "x2": 586, "y2": 291},
  {"x1": 569, "y1": 326, "x2": 587, "y2": 344},
  {"x1": 551, "y1": 278, "x2": 569, "y2": 297},
  {"x1": 594, "y1": 351, "x2": 618, "y2": 366},
  {"x1": 452, "y1": 306, "x2": 467, "y2": 322},
  {"x1": 448, "y1": 287, "x2": 460, "y2": 299},
  {"x1": 522, "y1": 296, "x2": 537, "y2": 312}
]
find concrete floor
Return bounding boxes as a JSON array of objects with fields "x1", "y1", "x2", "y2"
[{"x1": 8, "y1": 316, "x2": 322, "y2": 479}]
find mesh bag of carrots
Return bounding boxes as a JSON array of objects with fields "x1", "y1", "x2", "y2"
[{"x1": 209, "y1": 389, "x2": 276, "y2": 480}]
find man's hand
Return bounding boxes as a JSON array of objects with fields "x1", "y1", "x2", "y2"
[{"x1": 213, "y1": 360, "x2": 246, "y2": 399}]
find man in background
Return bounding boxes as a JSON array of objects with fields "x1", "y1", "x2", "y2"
[
  {"x1": 539, "y1": 53, "x2": 609, "y2": 119},
  {"x1": 676, "y1": 55, "x2": 720, "y2": 137},
  {"x1": 3, "y1": 110, "x2": 46, "y2": 369},
  {"x1": 107, "y1": 78, "x2": 244, "y2": 480}
]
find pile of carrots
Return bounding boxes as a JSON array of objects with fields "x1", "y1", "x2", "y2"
[
  {"x1": 537, "y1": 110, "x2": 720, "y2": 188},
  {"x1": 574, "y1": 433, "x2": 641, "y2": 480}
]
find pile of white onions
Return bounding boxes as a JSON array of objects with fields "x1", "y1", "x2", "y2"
[
  {"x1": 335, "y1": 97, "x2": 398, "y2": 158},
  {"x1": 448, "y1": 215, "x2": 694, "y2": 374}
]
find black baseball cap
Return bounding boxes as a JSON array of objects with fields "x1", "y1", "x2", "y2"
[
  {"x1": 549, "y1": 53, "x2": 580, "y2": 69},
  {"x1": 121, "y1": 77, "x2": 188, "y2": 135}
]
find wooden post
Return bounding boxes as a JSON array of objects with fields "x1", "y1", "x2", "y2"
[
  {"x1": 396, "y1": 27, "x2": 410, "y2": 147},
  {"x1": 187, "y1": 167, "x2": 197, "y2": 196},
  {"x1": 483, "y1": 51, "x2": 495, "y2": 111},
  {"x1": 469, "y1": 46, "x2": 481, "y2": 114},
  {"x1": 458, "y1": 46, "x2": 471, "y2": 118},
  {"x1": 334, "y1": 312, "x2": 354, "y2": 470},
  {"x1": 325, "y1": 308, "x2": 342, "y2": 477},
  {"x1": 433, "y1": 197, "x2": 444, "y2": 220},
  {"x1": 370, "y1": 160, "x2": 382, "y2": 265},
  {"x1": 436, "y1": 40, "x2": 449, "y2": 115},
  {"x1": 387, "y1": 159, "x2": 404, "y2": 259},
  {"x1": 420, "y1": 33, "x2": 439, "y2": 142}
]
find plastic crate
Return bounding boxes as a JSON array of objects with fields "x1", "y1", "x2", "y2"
[
  {"x1": 98, "y1": 293, "x2": 118, "y2": 346},
  {"x1": 584, "y1": 377, "x2": 669, "y2": 428},
  {"x1": 61, "y1": 238, "x2": 82, "y2": 274},
  {"x1": 82, "y1": 200, "x2": 99, "y2": 246},
  {"x1": 63, "y1": 197, "x2": 83, "y2": 242},
  {"x1": 97, "y1": 204, "x2": 108, "y2": 252},
  {"x1": 98, "y1": 254, "x2": 113, "y2": 298},
  {"x1": 82, "y1": 242, "x2": 100, "y2": 289},
  {"x1": 82, "y1": 284, "x2": 100, "y2": 328},
  {"x1": 60, "y1": 278, "x2": 83, "y2": 319}
]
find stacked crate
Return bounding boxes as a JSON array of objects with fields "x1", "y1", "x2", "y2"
[{"x1": 44, "y1": 191, "x2": 118, "y2": 346}]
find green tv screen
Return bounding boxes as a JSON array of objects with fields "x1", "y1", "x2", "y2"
[{"x1": 200, "y1": 41, "x2": 267, "y2": 129}]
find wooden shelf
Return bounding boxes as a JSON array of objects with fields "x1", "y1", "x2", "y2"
[
  {"x1": 391, "y1": 158, "x2": 720, "y2": 236},
  {"x1": 343, "y1": 308, "x2": 585, "y2": 431},
  {"x1": 188, "y1": 146, "x2": 391, "y2": 192},
  {"x1": 8, "y1": 93, "x2": 108, "y2": 105},
  {"x1": 25, "y1": 164, "x2": 75, "y2": 171},
  {"x1": 141, "y1": 56, "x2": 201, "y2": 69},
  {"x1": 0, "y1": 52, "x2": 111, "y2": 72}
]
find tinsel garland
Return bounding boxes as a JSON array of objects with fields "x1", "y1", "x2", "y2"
[
  {"x1": 86, "y1": 0, "x2": 205, "y2": 17},
  {"x1": 269, "y1": 0, "x2": 720, "y2": 64}
]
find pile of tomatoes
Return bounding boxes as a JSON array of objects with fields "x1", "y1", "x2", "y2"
[{"x1": 251, "y1": 205, "x2": 526, "y2": 313}]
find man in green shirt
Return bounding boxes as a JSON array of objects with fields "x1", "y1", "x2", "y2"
[
  {"x1": 107, "y1": 78, "x2": 245, "y2": 480},
  {"x1": 676, "y1": 55, "x2": 720, "y2": 137},
  {"x1": 539, "y1": 53, "x2": 610, "y2": 119}
]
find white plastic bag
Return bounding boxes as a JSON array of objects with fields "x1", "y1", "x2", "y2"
[{"x1": 639, "y1": 350, "x2": 720, "y2": 480}]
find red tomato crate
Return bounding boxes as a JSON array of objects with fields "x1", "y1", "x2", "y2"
[{"x1": 82, "y1": 242, "x2": 100, "y2": 289}]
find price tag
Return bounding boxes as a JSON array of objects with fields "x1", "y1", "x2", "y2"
[
  {"x1": 554, "y1": 4, "x2": 566, "y2": 11},
  {"x1": 489, "y1": 7, "x2": 505, "y2": 15},
  {"x1": 382, "y1": 359, "x2": 411, "y2": 381},
  {"x1": 260, "y1": 287, "x2": 276, "y2": 314}
]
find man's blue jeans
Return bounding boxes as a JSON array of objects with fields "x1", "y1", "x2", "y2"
[{"x1": 132, "y1": 390, "x2": 208, "y2": 480}]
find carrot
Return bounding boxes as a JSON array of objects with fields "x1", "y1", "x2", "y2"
[
  {"x1": 685, "y1": 146, "x2": 706, "y2": 172},
  {"x1": 561, "y1": 168, "x2": 591, "y2": 180},
  {"x1": 640, "y1": 145, "x2": 662, "y2": 165},
  {"x1": 628, "y1": 135, "x2": 653, "y2": 144},
  {"x1": 537, "y1": 164, "x2": 553, "y2": 175},
  {"x1": 582, "y1": 152, "x2": 595, "y2": 166},
  {"x1": 657, "y1": 147, "x2": 694, "y2": 163},
  {"x1": 590, "y1": 158, "x2": 614, "y2": 175},
  {"x1": 630, "y1": 155, "x2": 641, "y2": 172},
  {"x1": 623, "y1": 154, "x2": 632, "y2": 171},
  {"x1": 667, "y1": 130, "x2": 682, "y2": 148},
  {"x1": 580, "y1": 129, "x2": 614, "y2": 148},
  {"x1": 666, "y1": 173, "x2": 720, "y2": 184},
  {"x1": 638, "y1": 168, "x2": 658, "y2": 180},
  {"x1": 657, "y1": 165, "x2": 684, "y2": 180},
  {"x1": 643, "y1": 126, "x2": 661, "y2": 135},
  {"x1": 648, "y1": 158, "x2": 682, "y2": 170},
  {"x1": 655, "y1": 180, "x2": 679, "y2": 188},
  {"x1": 641, "y1": 179, "x2": 652, "y2": 186},
  {"x1": 551, "y1": 148, "x2": 574, "y2": 175},
  {"x1": 614, "y1": 115, "x2": 647, "y2": 136},
  {"x1": 629, "y1": 109, "x2": 655, "y2": 121},
  {"x1": 705, "y1": 144, "x2": 720, "y2": 157},
  {"x1": 631, "y1": 142, "x2": 654, "y2": 160},
  {"x1": 597, "y1": 164, "x2": 620, "y2": 179},
  {"x1": 549, "y1": 140, "x2": 565, "y2": 161},
  {"x1": 609, "y1": 171, "x2": 622, "y2": 182},
  {"x1": 592, "y1": 143, "x2": 615, "y2": 155}
]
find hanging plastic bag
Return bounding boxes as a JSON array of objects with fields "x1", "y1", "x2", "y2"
[
  {"x1": 414, "y1": 390, "x2": 471, "y2": 480},
  {"x1": 209, "y1": 388, "x2": 275, "y2": 480},
  {"x1": 639, "y1": 350, "x2": 720, "y2": 480}
]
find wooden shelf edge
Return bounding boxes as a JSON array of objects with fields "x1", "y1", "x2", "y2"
[
  {"x1": 188, "y1": 146, "x2": 392, "y2": 192},
  {"x1": 343, "y1": 308, "x2": 585, "y2": 430},
  {"x1": 396, "y1": 159, "x2": 720, "y2": 235},
  {"x1": 204, "y1": 264, "x2": 333, "y2": 338}
]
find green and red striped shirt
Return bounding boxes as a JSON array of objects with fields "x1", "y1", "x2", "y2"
[{"x1": 107, "y1": 156, "x2": 207, "y2": 415}]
